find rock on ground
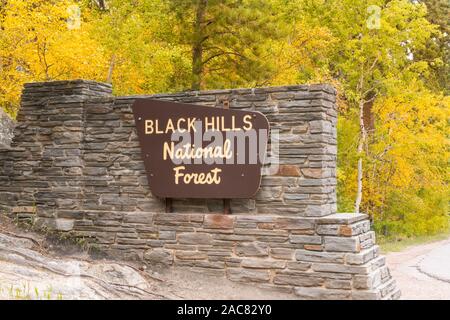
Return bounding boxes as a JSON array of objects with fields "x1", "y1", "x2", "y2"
[
  {"x1": 0, "y1": 108, "x2": 15, "y2": 147},
  {"x1": 0, "y1": 232, "x2": 173, "y2": 300}
]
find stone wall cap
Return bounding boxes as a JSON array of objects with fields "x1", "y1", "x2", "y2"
[
  {"x1": 315, "y1": 213, "x2": 369, "y2": 224},
  {"x1": 24, "y1": 79, "x2": 112, "y2": 88},
  {"x1": 116, "y1": 83, "x2": 336, "y2": 101},
  {"x1": 151, "y1": 213, "x2": 367, "y2": 224}
]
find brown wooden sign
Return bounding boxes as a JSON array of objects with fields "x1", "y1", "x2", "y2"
[{"x1": 132, "y1": 99, "x2": 269, "y2": 199}]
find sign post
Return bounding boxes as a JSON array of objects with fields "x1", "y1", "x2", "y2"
[{"x1": 222, "y1": 99, "x2": 231, "y2": 214}]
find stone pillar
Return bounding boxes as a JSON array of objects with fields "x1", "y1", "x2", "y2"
[{"x1": 6, "y1": 80, "x2": 112, "y2": 226}]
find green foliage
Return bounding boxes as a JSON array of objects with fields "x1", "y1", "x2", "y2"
[
  {"x1": 378, "y1": 229, "x2": 450, "y2": 252},
  {"x1": 165, "y1": 0, "x2": 289, "y2": 90},
  {"x1": 375, "y1": 188, "x2": 449, "y2": 237},
  {"x1": 0, "y1": 283, "x2": 63, "y2": 300},
  {"x1": 416, "y1": 0, "x2": 449, "y2": 94}
]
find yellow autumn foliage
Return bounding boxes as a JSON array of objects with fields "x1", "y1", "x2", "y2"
[
  {"x1": 338, "y1": 79, "x2": 449, "y2": 236},
  {"x1": 0, "y1": 0, "x2": 108, "y2": 117},
  {"x1": 0, "y1": 0, "x2": 448, "y2": 238}
]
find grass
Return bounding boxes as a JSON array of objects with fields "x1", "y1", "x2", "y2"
[
  {"x1": 8, "y1": 213, "x2": 97, "y2": 255},
  {"x1": 378, "y1": 230, "x2": 450, "y2": 253},
  {"x1": 0, "y1": 283, "x2": 63, "y2": 300}
]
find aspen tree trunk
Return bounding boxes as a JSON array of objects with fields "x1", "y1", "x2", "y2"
[
  {"x1": 355, "y1": 98, "x2": 367, "y2": 213},
  {"x1": 97, "y1": 0, "x2": 107, "y2": 10},
  {"x1": 191, "y1": 0, "x2": 208, "y2": 90},
  {"x1": 106, "y1": 54, "x2": 115, "y2": 84}
]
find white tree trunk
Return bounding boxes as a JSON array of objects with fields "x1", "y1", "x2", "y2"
[
  {"x1": 355, "y1": 99, "x2": 366, "y2": 213},
  {"x1": 106, "y1": 54, "x2": 116, "y2": 84}
]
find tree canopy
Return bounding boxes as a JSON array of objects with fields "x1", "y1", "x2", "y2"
[{"x1": 0, "y1": 0, "x2": 448, "y2": 238}]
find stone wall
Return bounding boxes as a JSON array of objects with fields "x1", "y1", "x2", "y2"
[
  {"x1": 0, "y1": 108, "x2": 15, "y2": 147},
  {"x1": 0, "y1": 80, "x2": 400, "y2": 299}
]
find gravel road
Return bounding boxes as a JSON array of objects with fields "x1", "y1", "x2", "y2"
[{"x1": 385, "y1": 238, "x2": 450, "y2": 300}]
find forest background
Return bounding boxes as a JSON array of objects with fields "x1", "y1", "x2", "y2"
[{"x1": 1, "y1": 0, "x2": 448, "y2": 240}]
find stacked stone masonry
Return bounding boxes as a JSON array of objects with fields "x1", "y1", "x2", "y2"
[{"x1": 0, "y1": 80, "x2": 400, "y2": 299}]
